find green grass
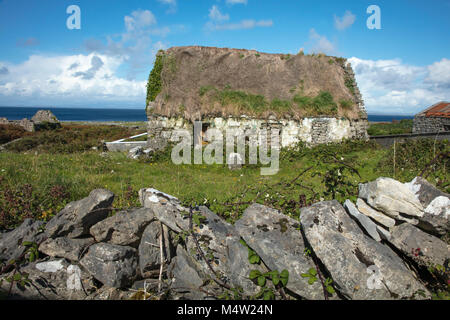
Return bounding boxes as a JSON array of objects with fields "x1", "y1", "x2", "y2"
[
  {"x1": 199, "y1": 86, "x2": 342, "y2": 116},
  {"x1": 368, "y1": 119, "x2": 413, "y2": 136},
  {"x1": 1, "y1": 130, "x2": 448, "y2": 230}
]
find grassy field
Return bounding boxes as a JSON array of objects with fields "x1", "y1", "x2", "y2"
[
  {"x1": 367, "y1": 119, "x2": 413, "y2": 136},
  {"x1": 0, "y1": 122, "x2": 448, "y2": 231}
]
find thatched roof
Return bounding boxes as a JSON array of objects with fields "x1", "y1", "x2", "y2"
[{"x1": 146, "y1": 46, "x2": 366, "y2": 121}]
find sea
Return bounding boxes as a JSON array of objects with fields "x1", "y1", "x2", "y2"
[{"x1": 0, "y1": 106, "x2": 415, "y2": 123}]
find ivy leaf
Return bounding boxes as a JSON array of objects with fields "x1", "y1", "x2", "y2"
[
  {"x1": 308, "y1": 276, "x2": 317, "y2": 285},
  {"x1": 272, "y1": 274, "x2": 280, "y2": 286},
  {"x1": 249, "y1": 270, "x2": 261, "y2": 280},
  {"x1": 263, "y1": 290, "x2": 275, "y2": 300},
  {"x1": 257, "y1": 276, "x2": 266, "y2": 287},
  {"x1": 326, "y1": 286, "x2": 335, "y2": 294},
  {"x1": 308, "y1": 268, "x2": 317, "y2": 276},
  {"x1": 280, "y1": 269, "x2": 289, "y2": 287}
]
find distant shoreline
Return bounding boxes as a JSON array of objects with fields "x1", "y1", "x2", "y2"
[{"x1": 0, "y1": 106, "x2": 415, "y2": 123}]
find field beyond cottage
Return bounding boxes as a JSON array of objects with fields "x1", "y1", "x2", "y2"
[{"x1": 0, "y1": 122, "x2": 448, "y2": 231}]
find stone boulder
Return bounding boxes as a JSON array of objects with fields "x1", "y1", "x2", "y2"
[
  {"x1": 300, "y1": 201, "x2": 429, "y2": 300},
  {"x1": 139, "y1": 188, "x2": 189, "y2": 233},
  {"x1": 0, "y1": 219, "x2": 46, "y2": 264},
  {"x1": 127, "y1": 146, "x2": 144, "y2": 160},
  {"x1": 45, "y1": 189, "x2": 114, "y2": 239},
  {"x1": 38, "y1": 237, "x2": 94, "y2": 262},
  {"x1": 138, "y1": 221, "x2": 176, "y2": 278},
  {"x1": 167, "y1": 246, "x2": 208, "y2": 300},
  {"x1": 0, "y1": 258, "x2": 95, "y2": 300},
  {"x1": 389, "y1": 223, "x2": 449, "y2": 269},
  {"x1": 80, "y1": 243, "x2": 138, "y2": 288},
  {"x1": 235, "y1": 203, "x2": 325, "y2": 300},
  {"x1": 359, "y1": 177, "x2": 424, "y2": 224},
  {"x1": 90, "y1": 207, "x2": 155, "y2": 247},
  {"x1": 187, "y1": 206, "x2": 261, "y2": 297},
  {"x1": 406, "y1": 177, "x2": 450, "y2": 236}
]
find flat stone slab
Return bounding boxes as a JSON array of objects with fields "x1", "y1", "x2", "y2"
[
  {"x1": 301, "y1": 200, "x2": 429, "y2": 300},
  {"x1": 356, "y1": 198, "x2": 396, "y2": 229},
  {"x1": 389, "y1": 223, "x2": 449, "y2": 268},
  {"x1": 235, "y1": 203, "x2": 325, "y2": 300},
  {"x1": 344, "y1": 200, "x2": 381, "y2": 241},
  {"x1": 359, "y1": 177, "x2": 424, "y2": 224}
]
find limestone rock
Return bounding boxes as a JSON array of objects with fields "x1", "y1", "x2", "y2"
[
  {"x1": 138, "y1": 221, "x2": 176, "y2": 277},
  {"x1": 127, "y1": 146, "x2": 144, "y2": 160},
  {"x1": 389, "y1": 223, "x2": 449, "y2": 268},
  {"x1": 45, "y1": 189, "x2": 114, "y2": 239},
  {"x1": 187, "y1": 206, "x2": 261, "y2": 297},
  {"x1": 80, "y1": 243, "x2": 138, "y2": 288},
  {"x1": 359, "y1": 177, "x2": 424, "y2": 224},
  {"x1": 167, "y1": 246, "x2": 207, "y2": 300},
  {"x1": 90, "y1": 207, "x2": 155, "y2": 247},
  {"x1": 0, "y1": 219, "x2": 46, "y2": 264},
  {"x1": 38, "y1": 237, "x2": 94, "y2": 262},
  {"x1": 344, "y1": 200, "x2": 381, "y2": 241},
  {"x1": 300, "y1": 200, "x2": 429, "y2": 300},
  {"x1": 356, "y1": 198, "x2": 396, "y2": 229},
  {"x1": 139, "y1": 188, "x2": 189, "y2": 233},
  {"x1": 0, "y1": 258, "x2": 95, "y2": 300},
  {"x1": 406, "y1": 177, "x2": 450, "y2": 236},
  {"x1": 235, "y1": 203, "x2": 325, "y2": 300}
]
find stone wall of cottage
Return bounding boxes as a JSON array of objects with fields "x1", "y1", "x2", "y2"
[
  {"x1": 147, "y1": 116, "x2": 369, "y2": 150},
  {"x1": 412, "y1": 116, "x2": 450, "y2": 134}
]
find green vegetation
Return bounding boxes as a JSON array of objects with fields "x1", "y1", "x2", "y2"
[
  {"x1": 199, "y1": 86, "x2": 342, "y2": 116},
  {"x1": 255, "y1": 53, "x2": 261, "y2": 58},
  {"x1": 1, "y1": 122, "x2": 448, "y2": 231},
  {"x1": 0, "y1": 124, "x2": 29, "y2": 144},
  {"x1": 293, "y1": 91, "x2": 338, "y2": 115},
  {"x1": 368, "y1": 119, "x2": 413, "y2": 136},
  {"x1": 2, "y1": 124, "x2": 143, "y2": 154},
  {"x1": 146, "y1": 51, "x2": 165, "y2": 109},
  {"x1": 339, "y1": 99, "x2": 353, "y2": 110},
  {"x1": 345, "y1": 76, "x2": 356, "y2": 96}
]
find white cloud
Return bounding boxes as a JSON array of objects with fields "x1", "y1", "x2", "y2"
[
  {"x1": 209, "y1": 5, "x2": 229, "y2": 22},
  {"x1": 0, "y1": 53, "x2": 146, "y2": 106},
  {"x1": 206, "y1": 5, "x2": 272, "y2": 31},
  {"x1": 425, "y1": 58, "x2": 450, "y2": 89},
  {"x1": 157, "y1": 0, "x2": 177, "y2": 14},
  {"x1": 226, "y1": 0, "x2": 248, "y2": 5},
  {"x1": 213, "y1": 19, "x2": 273, "y2": 30},
  {"x1": 308, "y1": 29, "x2": 336, "y2": 55},
  {"x1": 124, "y1": 10, "x2": 156, "y2": 33},
  {"x1": 348, "y1": 57, "x2": 450, "y2": 114},
  {"x1": 83, "y1": 9, "x2": 177, "y2": 79},
  {"x1": 334, "y1": 11, "x2": 356, "y2": 31}
]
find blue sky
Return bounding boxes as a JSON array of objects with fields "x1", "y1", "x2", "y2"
[{"x1": 0, "y1": 0, "x2": 449, "y2": 114}]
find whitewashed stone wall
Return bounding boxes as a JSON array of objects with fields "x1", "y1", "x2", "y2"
[{"x1": 147, "y1": 116, "x2": 369, "y2": 150}]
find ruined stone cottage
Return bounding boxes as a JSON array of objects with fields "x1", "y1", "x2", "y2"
[
  {"x1": 412, "y1": 102, "x2": 450, "y2": 134},
  {"x1": 145, "y1": 46, "x2": 369, "y2": 150}
]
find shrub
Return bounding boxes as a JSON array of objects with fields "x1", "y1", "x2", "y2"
[{"x1": 0, "y1": 124, "x2": 28, "y2": 144}]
